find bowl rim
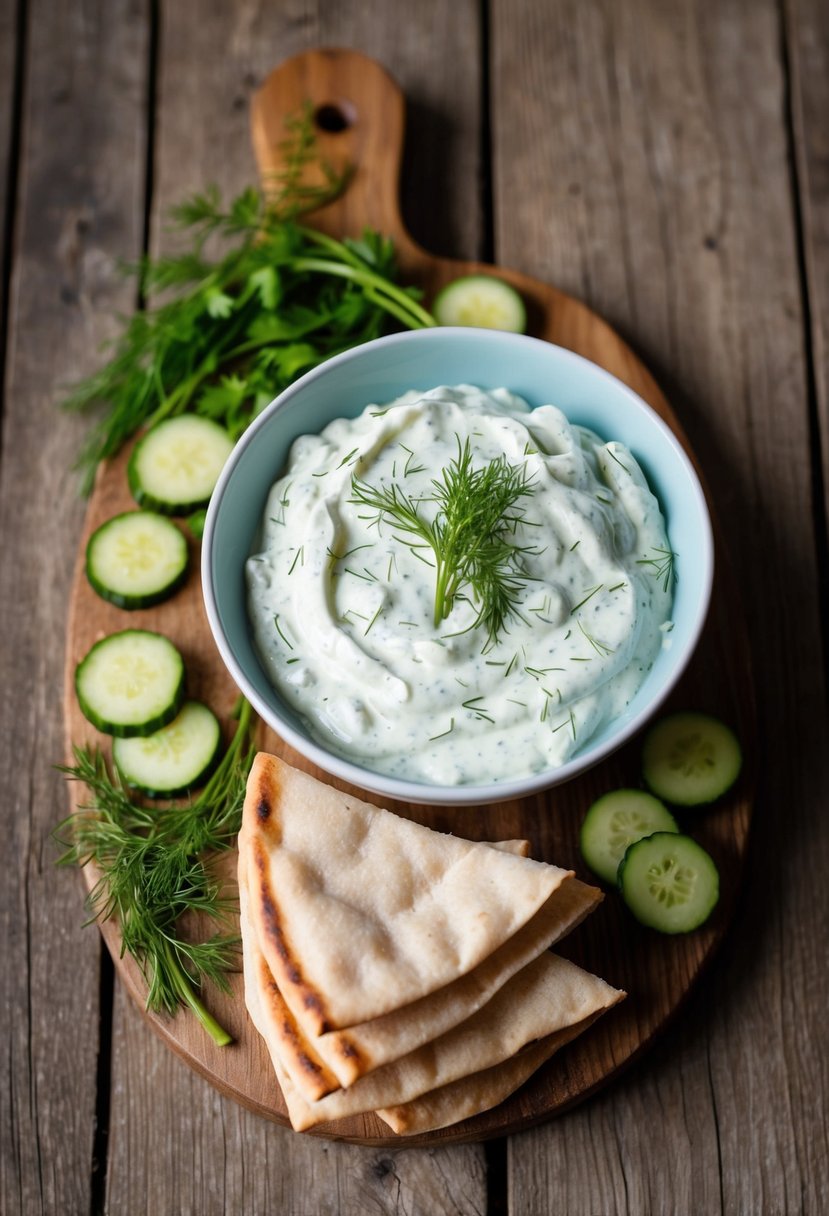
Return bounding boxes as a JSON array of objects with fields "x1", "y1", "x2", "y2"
[{"x1": 202, "y1": 327, "x2": 714, "y2": 807}]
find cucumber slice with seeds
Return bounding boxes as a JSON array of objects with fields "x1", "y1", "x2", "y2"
[
  {"x1": 643, "y1": 712, "x2": 742, "y2": 806},
  {"x1": 580, "y1": 789, "x2": 679, "y2": 885},
  {"x1": 86, "y1": 510, "x2": 188, "y2": 609},
  {"x1": 618, "y1": 832, "x2": 719, "y2": 933},
  {"x1": 75, "y1": 629, "x2": 185, "y2": 737},
  {"x1": 113, "y1": 701, "x2": 222, "y2": 797},
  {"x1": 433, "y1": 275, "x2": 527, "y2": 332},
  {"x1": 128, "y1": 415, "x2": 234, "y2": 515}
]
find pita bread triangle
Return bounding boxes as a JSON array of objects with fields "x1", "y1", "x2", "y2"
[
  {"x1": 239, "y1": 844, "x2": 601, "y2": 1100},
  {"x1": 272, "y1": 950, "x2": 624, "y2": 1131},
  {"x1": 242, "y1": 753, "x2": 574, "y2": 1036}
]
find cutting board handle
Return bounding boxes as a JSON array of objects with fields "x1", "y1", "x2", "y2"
[{"x1": 251, "y1": 48, "x2": 419, "y2": 259}]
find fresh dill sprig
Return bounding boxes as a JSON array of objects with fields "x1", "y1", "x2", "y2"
[
  {"x1": 350, "y1": 437, "x2": 538, "y2": 645},
  {"x1": 62, "y1": 106, "x2": 435, "y2": 493},
  {"x1": 637, "y1": 546, "x2": 677, "y2": 593},
  {"x1": 55, "y1": 699, "x2": 257, "y2": 1046}
]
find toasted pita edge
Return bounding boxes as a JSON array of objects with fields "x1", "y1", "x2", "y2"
[
  {"x1": 240, "y1": 836, "x2": 537, "y2": 1098},
  {"x1": 243, "y1": 752, "x2": 574, "y2": 1036},
  {"x1": 376, "y1": 1000, "x2": 623, "y2": 1135}
]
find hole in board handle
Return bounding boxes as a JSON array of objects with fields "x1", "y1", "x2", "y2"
[{"x1": 313, "y1": 102, "x2": 355, "y2": 134}]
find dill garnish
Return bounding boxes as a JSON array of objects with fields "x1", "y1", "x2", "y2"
[
  {"x1": 570, "y1": 584, "x2": 603, "y2": 614},
  {"x1": 273, "y1": 613, "x2": 294, "y2": 649},
  {"x1": 56, "y1": 700, "x2": 257, "y2": 1045},
  {"x1": 637, "y1": 546, "x2": 677, "y2": 593},
  {"x1": 350, "y1": 437, "x2": 538, "y2": 645},
  {"x1": 429, "y1": 718, "x2": 455, "y2": 741},
  {"x1": 462, "y1": 696, "x2": 495, "y2": 724}
]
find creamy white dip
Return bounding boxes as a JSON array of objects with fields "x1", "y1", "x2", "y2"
[{"x1": 247, "y1": 385, "x2": 673, "y2": 785}]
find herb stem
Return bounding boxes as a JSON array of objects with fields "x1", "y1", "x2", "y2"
[
  {"x1": 163, "y1": 939, "x2": 232, "y2": 1047},
  {"x1": 291, "y1": 257, "x2": 436, "y2": 328}
]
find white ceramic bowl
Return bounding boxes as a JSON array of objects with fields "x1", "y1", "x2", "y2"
[{"x1": 203, "y1": 327, "x2": 713, "y2": 806}]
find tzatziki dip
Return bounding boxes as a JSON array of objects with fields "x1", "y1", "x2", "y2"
[{"x1": 246, "y1": 385, "x2": 674, "y2": 785}]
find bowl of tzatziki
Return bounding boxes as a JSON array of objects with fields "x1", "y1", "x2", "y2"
[{"x1": 203, "y1": 327, "x2": 713, "y2": 807}]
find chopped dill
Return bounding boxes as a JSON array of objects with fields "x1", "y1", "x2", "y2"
[
  {"x1": 429, "y1": 718, "x2": 455, "y2": 741},
  {"x1": 364, "y1": 604, "x2": 383, "y2": 635},
  {"x1": 288, "y1": 545, "x2": 304, "y2": 574},
  {"x1": 272, "y1": 614, "x2": 294, "y2": 650},
  {"x1": 637, "y1": 546, "x2": 677, "y2": 593},
  {"x1": 577, "y1": 618, "x2": 614, "y2": 656},
  {"x1": 462, "y1": 696, "x2": 495, "y2": 724},
  {"x1": 570, "y1": 584, "x2": 603, "y2": 614}
]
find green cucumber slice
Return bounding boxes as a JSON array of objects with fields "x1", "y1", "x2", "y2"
[
  {"x1": 113, "y1": 700, "x2": 222, "y2": 797},
  {"x1": 75, "y1": 629, "x2": 185, "y2": 737},
  {"x1": 128, "y1": 415, "x2": 234, "y2": 515},
  {"x1": 618, "y1": 832, "x2": 719, "y2": 933},
  {"x1": 432, "y1": 275, "x2": 527, "y2": 332},
  {"x1": 86, "y1": 510, "x2": 188, "y2": 609},
  {"x1": 642, "y1": 712, "x2": 742, "y2": 806},
  {"x1": 580, "y1": 789, "x2": 679, "y2": 885}
]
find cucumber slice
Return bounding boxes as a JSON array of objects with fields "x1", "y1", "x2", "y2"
[
  {"x1": 433, "y1": 275, "x2": 527, "y2": 332},
  {"x1": 580, "y1": 789, "x2": 679, "y2": 885},
  {"x1": 128, "y1": 415, "x2": 234, "y2": 514},
  {"x1": 75, "y1": 629, "x2": 185, "y2": 737},
  {"x1": 86, "y1": 510, "x2": 188, "y2": 609},
  {"x1": 618, "y1": 832, "x2": 719, "y2": 933},
  {"x1": 113, "y1": 701, "x2": 222, "y2": 797},
  {"x1": 642, "y1": 712, "x2": 742, "y2": 806}
]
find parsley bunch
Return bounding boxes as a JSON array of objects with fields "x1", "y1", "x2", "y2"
[{"x1": 64, "y1": 109, "x2": 434, "y2": 492}]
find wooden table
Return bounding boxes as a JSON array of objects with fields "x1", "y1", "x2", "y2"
[{"x1": 2, "y1": 2, "x2": 827, "y2": 1212}]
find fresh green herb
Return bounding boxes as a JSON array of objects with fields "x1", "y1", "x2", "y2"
[
  {"x1": 62, "y1": 107, "x2": 435, "y2": 493},
  {"x1": 570, "y1": 584, "x2": 603, "y2": 614},
  {"x1": 637, "y1": 546, "x2": 677, "y2": 593},
  {"x1": 364, "y1": 604, "x2": 383, "y2": 635},
  {"x1": 462, "y1": 696, "x2": 495, "y2": 724},
  {"x1": 273, "y1": 614, "x2": 294, "y2": 649},
  {"x1": 288, "y1": 545, "x2": 304, "y2": 574},
  {"x1": 429, "y1": 718, "x2": 455, "y2": 741},
  {"x1": 608, "y1": 581, "x2": 627, "y2": 593},
  {"x1": 399, "y1": 444, "x2": 426, "y2": 477},
  {"x1": 605, "y1": 448, "x2": 630, "y2": 474},
  {"x1": 350, "y1": 437, "x2": 538, "y2": 645},
  {"x1": 55, "y1": 699, "x2": 256, "y2": 1045},
  {"x1": 577, "y1": 619, "x2": 615, "y2": 657}
]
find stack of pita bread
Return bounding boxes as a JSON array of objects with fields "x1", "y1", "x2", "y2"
[{"x1": 238, "y1": 752, "x2": 624, "y2": 1135}]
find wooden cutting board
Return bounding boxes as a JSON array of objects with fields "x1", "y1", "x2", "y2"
[{"x1": 63, "y1": 48, "x2": 754, "y2": 1146}]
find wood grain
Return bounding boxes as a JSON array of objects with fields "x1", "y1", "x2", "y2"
[
  {"x1": 0, "y1": 2, "x2": 150, "y2": 1213},
  {"x1": 491, "y1": 1, "x2": 829, "y2": 1210},
  {"x1": 103, "y1": 3, "x2": 490, "y2": 1211},
  {"x1": 64, "y1": 44, "x2": 754, "y2": 1153},
  {"x1": 787, "y1": 0, "x2": 829, "y2": 548}
]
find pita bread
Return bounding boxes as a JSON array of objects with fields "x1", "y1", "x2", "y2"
[
  {"x1": 376, "y1": 1008, "x2": 610, "y2": 1135},
  {"x1": 272, "y1": 952, "x2": 624, "y2": 1131},
  {"x1": 242, "y1": 753, "x2": 573, "y2": 1035},
  {"x1": 238, "y1": 836, "x2": 538, "y2": 1102},
  {"x1": 240, "y1": 848, "x2": 600, "y2": 1098}
]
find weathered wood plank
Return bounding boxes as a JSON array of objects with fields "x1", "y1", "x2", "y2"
[
  {"x1": 104, "y1": 2, "x2": 488, "y2": 1210},
  {"x1": 0, "y1": 1, "x2": 150, "y2": 1213},
  {"x1": 786, "y1": 0, "x2": 829, "y2": 544},
  {"x1": 491, "y1": 1, "x2": 829, "y2": 1212},
  {"x1": 107, "y1": 984, "x2": 487, "y2": 1216},
  {"x1": 0, "y1": 0, "x2": 19, "y2": 342}
]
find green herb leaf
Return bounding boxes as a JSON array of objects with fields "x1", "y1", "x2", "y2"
[
  {"x1": 351, "y1": 438, "x2": 538, "y2": 645},
  {"x1": 55, "y1": 700, "x2": 257, "y2": 1045}
]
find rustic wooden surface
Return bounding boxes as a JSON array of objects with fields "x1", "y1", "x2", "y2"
[
  {"x1": 63, "y1": 44, "x2": 754, "y2": 1147},
  {"x1": 3, "y1": 0, "x2": 828, "y2": 1212}
]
